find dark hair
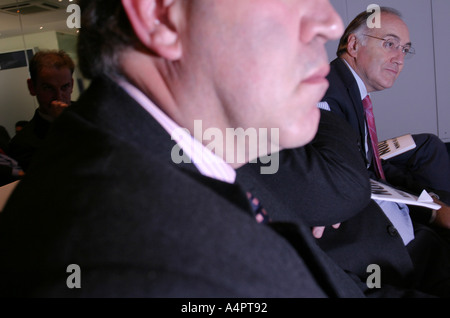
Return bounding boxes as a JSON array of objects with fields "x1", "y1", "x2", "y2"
[
  {"x1": 336, "y1": 7, "x2": 402, "y2": 57},
  {"x1": 29, "y1": 50, "x2": 75, "y2": 84},
  {"x1": 77, "y1": 0, "x2": 140, "y2": 79}
]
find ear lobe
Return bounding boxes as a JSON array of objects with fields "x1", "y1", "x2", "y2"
[
  {"x1": 122, "y1": 0, "x2": 182, "y2": 60},
  {"x1": 150, "y1": 21, "x2": 182, "y2": 60}
]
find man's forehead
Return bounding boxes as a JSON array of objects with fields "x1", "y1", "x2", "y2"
[
  {"x1": 36, "y1": 67, "x2": 73, "y2": 86},
  {"x1": 375, "y1": 32, "x2": 412, "y2": 46},
  {"x1": 375, "y1": 14, "x2": 411, "y2": 43},
  {"x1": 37, "y1": 67, "x2": 72, "y2": 79},
  {"x1": 38, "y1": 66, "x2": 71, "y2": 75}
]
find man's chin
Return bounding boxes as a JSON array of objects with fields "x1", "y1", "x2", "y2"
[{"x1": 280, "y1": 109, "x2": 320, "y2": 150}]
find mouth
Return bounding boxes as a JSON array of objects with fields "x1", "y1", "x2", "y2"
[
  {"x1": 385, "y1": 68, "x2": 399, "y2": 76},
  {"x1": 302, "y1": 65, "x2": 330, "y2": 85}
]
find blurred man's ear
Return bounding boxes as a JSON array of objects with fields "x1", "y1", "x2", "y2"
[
  {"x1": 27, "y1": 79, "x2": 36, "y2": 96},
  {"x1": 121, "y1": 0, "x2": 182, "y2": 60}
]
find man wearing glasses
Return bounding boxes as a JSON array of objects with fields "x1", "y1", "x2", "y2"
[{"x1": 319, "y1": 7, "x2": 450, "y2": 230}]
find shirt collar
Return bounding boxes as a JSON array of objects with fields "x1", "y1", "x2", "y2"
[{"x1": 118, "y1": 80, "x2": 236, "y2": 184}]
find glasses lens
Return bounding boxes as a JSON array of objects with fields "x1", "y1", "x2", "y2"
[
  {"x1": 404, "y1": 47, "x2": 415, "y2": 59},
  {"x1": 383, "y1": 39, "x2": 398, "y2": 50}
]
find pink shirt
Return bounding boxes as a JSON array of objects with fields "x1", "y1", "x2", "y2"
[{"x1": 119, "y1": 80, "x2": 236, "y2": 184}]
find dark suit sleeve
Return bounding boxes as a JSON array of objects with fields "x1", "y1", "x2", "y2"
[
  {"x1": 237, "y1": 109, "x2": 371, "y2": 227},
  {"x1": 280, "y1": 109, "x2": 372, "y2": 226},
  {"x1": 322, "y1": 88, "x2": 347, "y2": 118}
]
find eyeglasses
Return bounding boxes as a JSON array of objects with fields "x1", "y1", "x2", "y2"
[{"x1": 362, "y1": 34, "x2": 416, "y2": 59}]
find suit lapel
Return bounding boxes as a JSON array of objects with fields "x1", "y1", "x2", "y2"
[
  {"x1": 331, "y1": 59, "x2": 370, "y2": 166},
  {"x1": 333, "y1": 59, "x2": 366, "y2": 139},
  {"x1": 74, "y1": 77, "x2": 181, "y2": 164}
]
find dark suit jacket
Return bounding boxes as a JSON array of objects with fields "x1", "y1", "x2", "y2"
[
  {"x1": 0, "y1": 126, "x2": 10, "y2": 154},
  {"x1": 316, "y1": 59, "x2": 450, "y2": 296},
  {"x1": 0, "y1": 77, "x2": 365, "y2": 298},
  {"x1": 321, "y1": 58, "x2": 373, "y2": 173},
  {"x1": 8, "y1": 109, "x2": 51, "y2": 172},
  {"x1": 237, "y1": 109, "x2": 372, "y2": 227},
  {"x1": 322, "y1": 58, "x2": 441, "y2": 221},
  {"x1": 323, "y1": 58, "x2": 450, "y2": 197},
  {"x1": 9, "y1": 103, "x2": 75, "y2": 172},
  {"x1": 237, "y1": 110, "x2": 435, "y2": 297}
]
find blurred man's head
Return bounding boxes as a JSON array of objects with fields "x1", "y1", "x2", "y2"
[
  {"x1": 27, "y1": 50, "x2": 75, "y2": 119},
  {"x1": 78, "y1": 0, "x2": 343, "y2": 166}
]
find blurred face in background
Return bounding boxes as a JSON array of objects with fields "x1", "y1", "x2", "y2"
[{"x1": 27, "y1": 66, "x2": 73, "y2": 118}]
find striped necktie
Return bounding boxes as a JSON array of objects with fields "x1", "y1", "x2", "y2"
[{"x1": 363, "y1": 95, "x2": 385, "y2": 180}]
